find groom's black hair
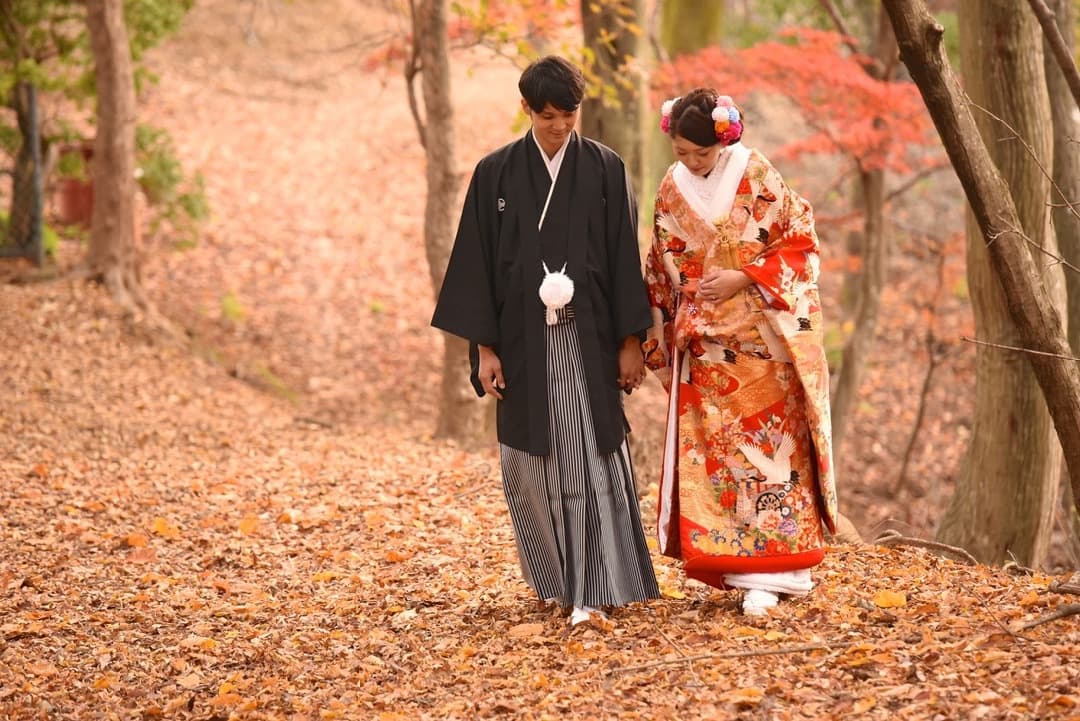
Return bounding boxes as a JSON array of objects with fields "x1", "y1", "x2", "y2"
[{"x1": 519, "y1": 56, "x2": 585, "y2": 113}]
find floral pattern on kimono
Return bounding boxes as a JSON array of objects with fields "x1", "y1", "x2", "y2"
[{"x1": 645, "y1": 149, "x2": 838, "y2": 585}]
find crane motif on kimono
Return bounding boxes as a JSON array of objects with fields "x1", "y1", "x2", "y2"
[{"x1": 736, "y1": 432, "x2": 798, "y2": 528}]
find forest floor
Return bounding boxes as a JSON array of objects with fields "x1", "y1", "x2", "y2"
[{"x1": 1, "y1": 0, "x2": 1078, "y2": 718}]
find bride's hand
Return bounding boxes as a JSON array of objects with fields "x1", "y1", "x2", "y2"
[{"x1": 698, "y1": 269, "x2": 753, "y2": 302}]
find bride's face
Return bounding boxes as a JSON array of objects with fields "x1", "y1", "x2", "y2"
[{"x1": 671, "y1": 135, "x2": 723, "y2": 177}]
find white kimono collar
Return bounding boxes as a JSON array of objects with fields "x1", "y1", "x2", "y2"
[
  {"x1": 672, "y1": 142, "x2": 752, "y2": 224},
  {"x1": 530, "y1": 129, "x2": 571, "y2": 181}
]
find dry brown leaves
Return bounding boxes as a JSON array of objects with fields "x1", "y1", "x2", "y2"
[
  {"x1": 1, "y1": 0, "x2": 1078, "y2": 718},
  {"x1": 1, "y1": 279, "x2": 1079, "y2": 720}
]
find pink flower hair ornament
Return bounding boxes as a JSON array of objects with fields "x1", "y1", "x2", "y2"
[
  {"x1": 660, "y1": 93, "x2": 744, "y2": 145},
  {"x1": 659, "y1": 97, "x2": 680, "y2": 133}
]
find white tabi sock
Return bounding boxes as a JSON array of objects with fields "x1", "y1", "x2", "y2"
[
  {"x1": 569, "y1": 606, "x2": 606, "y2": 626},
  {"x1": 742, "y1": 588, "x2": 779, "y2": 616}
]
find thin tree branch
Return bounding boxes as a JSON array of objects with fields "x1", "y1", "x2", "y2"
[
  {"x1": 874, "y1": 529, "x2": 979, "y2": 565},
  {"x1": 816, "y1": 0, "x2": 861, "y2": 55},
  {"x1": 1003, "y1": 551, "x2": 1038, "y2": 575},
  {"x1": 299, "y1": 32, "x2": 395, "y2": 56},
  {"x1": 815, "y1": 0, "x2": 886, "y2": 76},
  {"x1": 405, "y1": 0, "x2": 426, "y2": 150},
  {"x1": 893, "y1": 240, "x2": 948, "y2": 495},
  {"x1": 974, "y1": 588, "x2": 1028, "y2": 641},
  {"x1": 656, "y1": 626, "x2": 689, "y2": 660},
  {"x1": 1013, "y1": 604, "x2": 1080, "y2": 631},
  {"x1": 884, "y1": 159, "x2": 953, "y2": 204},
  {"x1": 961, "y1": 336, "x2": 1080, "y2": 362},
  {"x1": 655, "y1": 626, "x2": 706, "y2": 686},
  {"x1": 1028, "y1": 0, "x2": 1080, "y2": 112},
  {"x1": 821, "y1": 163, "x2": 858, "y2": 205},
  {"x1": 969, "y1": 99, "x2": 1080, "y2": 257},
  {"x1": 452, "y1": 483, "x2": 485, "y2": 498},
  {"x1": 607, "y1": 641, "x2": 854, "y2": 675},
  {"x1": 292, "y1": 415, "x2": 333, "y2": 429},
  {"x1": 991, "y1": 226, "x2": 1080, "y2": 275},
  {"x1": 648, "y1": 0, "x2": 668, "y2": 64}
]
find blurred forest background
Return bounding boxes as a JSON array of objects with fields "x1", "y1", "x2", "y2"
[{"x1": 1, "y1": 0, "x2": 1080, "y2": 717}]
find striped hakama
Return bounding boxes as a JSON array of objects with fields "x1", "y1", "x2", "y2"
[{"x1": 500, "y1": 307, "x2": 660, "y2": 609}]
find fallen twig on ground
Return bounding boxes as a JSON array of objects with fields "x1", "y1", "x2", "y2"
[
  {"x1": 1050, "y1": 581, "x2": 1080, "y2": 596},
  {"x1": 1013, "y1": 604, "x2": 1080, "y2": 631},
  {"x1": 608, "y1": 641, "x2": 855, "y2": 675},
  {"x1": 874, "y1": 530, "x2": 979, "y2": 565},
  {"x1": 294, "y1": 415, "x2": 334, "y2": 429},
  {"x1": 1003, "y1": 554, "x2": 1038, "y2": 576},
  {"x1": 655, "y1": 626, "x2": 706, "y2": 687}
]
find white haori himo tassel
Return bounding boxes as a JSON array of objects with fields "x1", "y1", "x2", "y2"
[{"x1": 539, "y1": 261, "x2": 574, "y2": 325}]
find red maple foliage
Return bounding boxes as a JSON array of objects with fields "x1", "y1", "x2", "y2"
[
  {"x1": 362, "y1": 0, "x2": 579, "y2": 73},
  {"x1": 655, "y1": 29, "x2": 940, "y2": 174}
]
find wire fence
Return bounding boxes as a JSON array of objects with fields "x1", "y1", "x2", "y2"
[{"x1": 0, "y1": 83, "x2": 44, "y2": 267}]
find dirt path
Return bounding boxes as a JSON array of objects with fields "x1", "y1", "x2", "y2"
[
  {"x1": 136, "y1": 0, "x2": 525, "y2": 428},
  {"x1": 1, "y1": 1, "x2": 1078, "y2": 718}
]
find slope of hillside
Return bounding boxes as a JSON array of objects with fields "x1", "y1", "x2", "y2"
[{"x1": 1, "y1": 1, "x2": 1077, "y2": 717}]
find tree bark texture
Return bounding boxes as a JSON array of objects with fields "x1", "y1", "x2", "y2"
[
  {"x1": 659, "y1": 0, "x2": 722, "y2": 54},
  {"x1": 580, "y1": 0, "x2": 644, "y2": 197},
  {"x1": 414, "y1": 0, "x2": 487, "y2": 442},
  {"x1": 1029, "y1": 0, "x2": 1080, "y2": 111},
  {"x1": 1042, "y1": 0, "x2": 1080, "y2": 363},
  {"x1": 947, "y1": 0, "x2": 1062, "y2": 566},
  {"x1": 85, "y1": 0, "x2": 141, "y2": 307},
  {"x1": 830, "y1": 5, "x2": 895, "y2": 458},
  {"x1": 1041, "y1": 0, "x2": 1080, "y2": 560},
  {"x1": 830, "y1": 167, "x2": 886, "y2": 457},
  {"x1": 4, "y1": 83, "x2": 42, "y2": 263},
  {"x1": 644, "y1": 0, "x2": 725, "y2": 224},
  {"x1": 883, "y1": 0, "x2": 1076, "y2": 564}
]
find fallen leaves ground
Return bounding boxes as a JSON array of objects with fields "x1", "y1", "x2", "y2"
[
  {"x1": 1, "y1": 1, "x2": 1079, "y2": 718},
  {"x1": 2, "y1": 282, "x2": 1079, "y2": 719}
]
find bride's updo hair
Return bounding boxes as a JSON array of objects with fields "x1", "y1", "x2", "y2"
[
  {"x1": 665, "y1": 87, "x2": 744, "y2": 147},
  {"x1": 668, "y1": 89, "x2": 718, "y2": 146}
]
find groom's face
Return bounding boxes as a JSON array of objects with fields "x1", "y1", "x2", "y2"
[{"x1": 523, "y1": 100, "x2": 578, "y2": 157}]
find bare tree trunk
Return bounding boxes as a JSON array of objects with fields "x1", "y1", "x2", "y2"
[
  {"x1": 1029, "y1": 0, "x2": 1080, "y2": 111},
  {"x1": 1043, "y1": 0, "x2": 1080, "y2": 561},
  {"x1": 6, "y1": 84, "x2": 38, "y2": 255},
  {"x1": 830, "y1": 166, "x2": 885, "y2": 456},
  {"x1": 413, "y1": 0, "x2": 487, "y2": 442},
  {"x1": 643, "y1": 0, "x2": 726, "y2": 225},
  {"x1": 580, "y1": 0, "x2": 644, "y2": 195},
  {"x1": 659, "y1": 0, "x2": 723, "y2": 51},
  {"x1": 1044, "y1": 0, "x2": 1080, "y2": 361},
  {"x1": 85, "y1": 0, "x2": 142, "y2": 309},
  {"x1": 941, "y1": 0, "x2": 1062, "y2": 567},
  {"x1": 883, "y1": 0, "x2": 1072, "y2": 565},
  {"x1": 824, "y1": 5, "x2": 895, "y2": 456}
]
